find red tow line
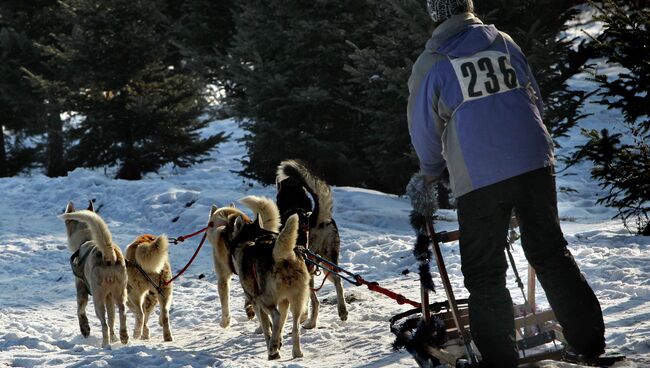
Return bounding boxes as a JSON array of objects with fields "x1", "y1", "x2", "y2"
[{"x1": 164, "y1": 222, "x2": 213, "y2": 286}]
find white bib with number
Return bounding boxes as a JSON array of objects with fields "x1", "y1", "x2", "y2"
[{"x1": 450, "y1": 51, "x2": 520, "y2": 102}]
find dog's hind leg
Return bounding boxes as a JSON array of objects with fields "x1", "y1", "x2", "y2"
[
  {"x1": 255, "y1": 303, "x2": 272, "y2": 347},
  {"x1": 216, "y1": 274, "x2": 232, "y2": 328},
  {"x1": 75, "y1": 279, "x2": 91, "y2": 338},
  {"x1": 92, "y1": 293, "x2": 110, "y2": 349},
  {"x1": 105, "y1": 297, "x2": 118, "y2": 343},
  {"x1": 290, "y1": 300, "x2": 304, "y2": 358},
  {"x1": 141, "y1": 291, "x2": 157, "y2": 339},
  {"x1": 268, "y1": 305, "x2": 285, "y2": 360},
  {"x1": 303, "y1": 277, "x2": 319, "y2": 329},
  {"x1": 331, "y1": 275, "x2": 348, "y2": 321},
  {"x1": 111, "y1": 290, "x2": 129, "y2": 345},
  {"x1": 157, "y1": 288, "x2": 174, "y2": 341},
  {"x1": 131, "y1": 292, "x2": 145, "y2": 340}
]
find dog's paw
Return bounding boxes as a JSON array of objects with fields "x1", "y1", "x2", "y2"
[
  {"x1": 292, "y1": 349, "x2": 304, "y2": 359},
  {"x1": 245, "y1": 306, "x2": 255, "y2": 320},
  {"x1": 338, "y1": 306, "x2": 348, "y2": 322},
  {"x1": 163, "y1": 332, "x2": 173, "y2": 342},
  {"x1": 120, "y1": 330, "x2": 128, "y2": 345},
  {"x1": 79, "y1": 316, "x2": 90, "y2": 338},
  {"x1": 220, "y1": 316, "x2": 231, "y2": 328},
  {"x1": 302, "y1": 319, "x2": 317, "y2": 330},
  {"x1": 268, "y1": 352, "x2": 281, "y2": 360},
  {"x1": 110, "y1": 334, "x2": 118, "y2": 343}
]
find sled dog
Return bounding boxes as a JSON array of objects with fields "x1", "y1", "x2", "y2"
[
  {"x1": 206, "y1": 204, "x2": 256, "y2": 328},
  {"x1": 276, "y1": 159, "x2": 348, "y2": 328},
  {"x1": 124, "y1": 234, "x2": 174, "y2": 341},
  {"x1": 217, "y1": 195, "x2": 310, "y2": 360},
  {"x1": 61, "y1": 202, "x2": 128, "y2": 349}
]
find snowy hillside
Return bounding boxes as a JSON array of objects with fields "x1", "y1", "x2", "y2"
[{"x1": 1, "y1": 96, "x2": 649, "y2": 366}]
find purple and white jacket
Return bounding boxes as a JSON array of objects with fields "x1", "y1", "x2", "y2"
[{"x1": 407, "y1": 13, "x2": 554, "y2": 198}]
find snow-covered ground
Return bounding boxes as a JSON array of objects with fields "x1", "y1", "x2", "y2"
[{"x1": 1, "y1": 53, "x2": 649, "y2": 368}]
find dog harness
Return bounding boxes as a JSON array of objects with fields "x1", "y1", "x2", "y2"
[{"x1": 70, "y1": 243, "x2": 97, "y2": 295}]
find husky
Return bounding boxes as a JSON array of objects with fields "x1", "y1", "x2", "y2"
[
  {"x1": 124, "y1": 234, "x2": 173, "y2": 341},
  {"x1": 206, "y1": 205, "x2": 256, "y2": 328},
  {"x1": 216, "y1": 196, "x2": 310, "y2": 360},
  {"x1": 276, "y1": 159, "x2": 348, "y2": 328},
  {"x1": 61, "y1": 202, "x2": 129, "y2": 349}
]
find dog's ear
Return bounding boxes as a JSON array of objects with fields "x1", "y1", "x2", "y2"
[
  {"x1": 252, "y1": 215, "x2": 261, "y2": 228},
  {"x1": 234, "y1": 215, "x2": 246, "y2": 235},
  {"x1": 210, "y1": 204, "x2": 219, "y2": 217},
  {"x1": 229, "y1": 202, "x2": 236, "y2": 208},
  {"x1": 87, "y1": 200, "x2": 95, "y2": 212},
  {"x1": 65, "y1": 201, "x2": 75, "y2": 213}
]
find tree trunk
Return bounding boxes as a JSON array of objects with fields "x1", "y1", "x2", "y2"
[
  {"x1": 46, "y1": 114, "x2": 65, "y2": 177},
  {"x1": 0, "y1": 125, "x2": 7, "y2": 177},
  {"x1": 116, "y1": 128, "x2": 141, "y2": 180}
]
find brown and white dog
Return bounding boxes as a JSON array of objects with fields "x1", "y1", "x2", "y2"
[
  {"x1": 61, "y1": 202, "x2": 129, "y2": 349},
  {"x1": 276, "y1": 160, "x2": 348, "y2": 328},
  {"x1": 213, "y1": 196, "x2": 310, "y2": 360},
  {"x1": 124, "y1": 234, "x2": 173, "y2": 341}
]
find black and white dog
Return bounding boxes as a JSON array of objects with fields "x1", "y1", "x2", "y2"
[{"x1": 276, "y1": 159, "x2": 348, "y2": 328}]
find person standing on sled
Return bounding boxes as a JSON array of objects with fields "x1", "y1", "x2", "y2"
[{"x1": 407, "y1": 0, "x2": 606, "y2": 367}]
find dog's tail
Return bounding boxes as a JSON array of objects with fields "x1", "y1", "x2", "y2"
[
  {"x1": 134, "y1": 234, "x2": 169, "y2": 274},
  {"x1": 238, "y1": 196, "x2": 281, "y2": 232},
  {"x1": 276, "y1": 159, "x2": 333, "y2": 226},
  {"x1": 274, "y1": 214, "x2": 299, "y2": 262},
  {"x1": 59, "y1": 210, "x2": 117, "y2": 263}
]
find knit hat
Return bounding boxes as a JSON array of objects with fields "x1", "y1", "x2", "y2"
[{"x1": 426, "y1": 0, "x2": 474, "y2": 23}]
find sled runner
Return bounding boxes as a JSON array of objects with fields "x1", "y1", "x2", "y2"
[{"x1": 391, "y1": 219, "x2": 626, "y2": 368}]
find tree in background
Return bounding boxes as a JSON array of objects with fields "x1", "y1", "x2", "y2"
[
  {"x1": 0, "y1": 0, "x2": 70, "y2": 177},
  {"x1": 572, "y1": 1, "x2": 649, "y2": 235},
  {"x1": 39, "y1": 0, "x2": 226, "y2": 180},
  {"x1": 0, "y1": 27, "x2": 41, "y2": 176},
  {"x1": 345, "y1": 0, "x2": 426, "y2": 195},
  {"x1": 223, "y1": 0, "x2": 376, "y2": 186}
]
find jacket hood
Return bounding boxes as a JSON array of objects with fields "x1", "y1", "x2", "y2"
[{"x1": 425, "y1": 13, "x2": 499, "y2": 58}]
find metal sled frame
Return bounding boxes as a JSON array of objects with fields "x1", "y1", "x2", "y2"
[{"x1": 396, "y1": 222, "x2": 568, "y2": 367}]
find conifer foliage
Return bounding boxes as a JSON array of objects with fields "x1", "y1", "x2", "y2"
[
  {"x1": 0, "y1": 0, "x2": 68, "y2": 177},
  {"x1": 223, "y1": 0, "x2": 376, "y2": 186},
  {"x1": 51, "y1": 0, "x2": 225, "y2": 180},
  {"x1": 573, "y1": 1, "x2": 649, "y2": 235}
]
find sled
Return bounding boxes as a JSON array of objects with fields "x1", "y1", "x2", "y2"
[{"x1": 391, "y1": 222, "x2": 589, "y2": 368}]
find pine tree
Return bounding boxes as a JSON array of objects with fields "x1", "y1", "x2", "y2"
[
  {"x1": 47, "y1": 0, "x2": 226, "y2": 180},
  {"x1": 223, "y1": 0, "x2": 375, "y2": 186},
  {"x1": 572, "y1": 1, "x2": 649, "y2": 235},
  {"x1": 0, "y1": 0, "x2": 73, "y2": 177},
  {"x1": 345, "y1": 0, "x2": 426, "y2": 195}
]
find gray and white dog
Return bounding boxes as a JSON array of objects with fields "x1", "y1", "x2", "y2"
[
  {"x1": 276, "y1": 160, "x2": 348, "y2": 328},
  {"x1": 61, "y1": 202, "x2": 129, "y2": 349}
]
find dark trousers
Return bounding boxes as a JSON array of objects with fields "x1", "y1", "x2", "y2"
[{"x1": 456, "y1": 167, "x2": 605, "y2": 368}]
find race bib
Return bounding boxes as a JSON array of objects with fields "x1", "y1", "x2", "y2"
[{"x1": 450, "y1": 51, "x2": 520, "y2": 102}]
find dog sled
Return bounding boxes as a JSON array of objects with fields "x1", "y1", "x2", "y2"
[{"x1": 389, "y1": 217, "x2": 626, "y2": 368}]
